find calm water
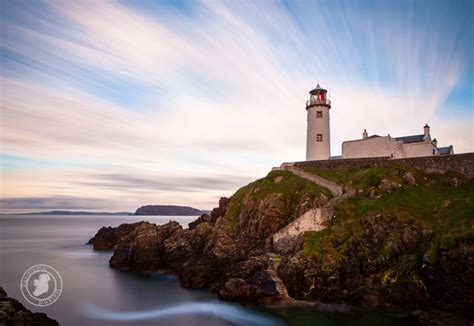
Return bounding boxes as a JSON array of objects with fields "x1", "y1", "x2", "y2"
[{"x1": 0, "y1": 215, "x2": 403, "y2": 325}]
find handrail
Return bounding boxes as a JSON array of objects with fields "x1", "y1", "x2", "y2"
[{"x1": 306, "y1": 99, "x2": 331, "y2": 107}]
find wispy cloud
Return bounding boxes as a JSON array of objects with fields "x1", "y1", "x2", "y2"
[
  {"x1": 1, "y1": 0, "x2": 472, "y2": 212},
  {"x1": 0, "y1": 196, "x2": 118, "y2": 211}
]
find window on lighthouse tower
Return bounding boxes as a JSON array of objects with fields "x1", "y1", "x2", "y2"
[
  {"x1": 316, "y1": 111, "x2": 323, "y2": 118},
  {"x1": 316, "y1": 134, "x2": 323, "y2": 142}
]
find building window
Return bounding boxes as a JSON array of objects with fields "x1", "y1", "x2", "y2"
[
  {"x1": 316, "y1": 134, "x2": 323, "y2": 142},
  {"x1": 316, "y1": 111, "x2": 323, "y2": 118}
]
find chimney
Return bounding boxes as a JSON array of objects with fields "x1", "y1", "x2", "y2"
[
  {"x1": 432, "y1": 138, "x2": 438, "y2": 147},
  {"x1": 363, "y1": 129, "x2": 368, "y2": 139},
  {"x1": 424, "y1": 124, "x2": 430, "y2": 136}
]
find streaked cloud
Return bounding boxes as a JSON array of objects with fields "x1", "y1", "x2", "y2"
[
  {"x1": 0, "y1": 196, "x2": 118, "y2": 211},
  {"x1": 0, "y1": 0, "x2": 472, "y2": 212}
]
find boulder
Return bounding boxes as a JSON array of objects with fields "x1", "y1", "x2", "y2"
[{"x1": 403, "y1": 171, "x2": 416, "y2": 186}]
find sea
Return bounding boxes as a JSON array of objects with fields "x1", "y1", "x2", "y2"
[{"x1": 0, "y1": 215, "x2": 405, "y2": 325}]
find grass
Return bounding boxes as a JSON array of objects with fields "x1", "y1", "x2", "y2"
[
  {"x1": 303, "y1": 165, "x2": 474, "y2": 265},
  {"x1": 224, "y1": 170, "x2": 332, "y2": 233},
  {"x1": 303, "y1": 163, "x2": 422, "y2": 191}
]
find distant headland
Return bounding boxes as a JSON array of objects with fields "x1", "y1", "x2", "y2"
[
  {"x1": 134, "y1": 205, "x2": 209, "y2": 216},
  {"x1": 2, "y1": 205, "x2": 210, "y2": 216}
]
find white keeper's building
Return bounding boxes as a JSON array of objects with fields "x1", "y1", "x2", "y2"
[{"x1": 305, "y1": 84, "x2": 454, "y2": 161}]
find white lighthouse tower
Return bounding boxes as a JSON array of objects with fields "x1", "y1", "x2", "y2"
[{"x1": 306, "y1": 84, "x2": 331, "y2": 160}]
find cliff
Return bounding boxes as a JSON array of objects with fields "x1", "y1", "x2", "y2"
[
  {"x1": 89, "y1": 155, "x2": 474, "y2": 325},
  {"x1": 133, "y1": 205, "x2": 206, "y2": 216}
]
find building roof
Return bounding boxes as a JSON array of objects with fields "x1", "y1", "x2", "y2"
[
  {"x1": 395, "y1": 134, "x2": 425, "y2": 144},
  {"x1": 309, "y1": 83, "x2": 327, "y2": 95},
  {"x1": 438, "y1": 146, "x2": 453, "y2": 155}
]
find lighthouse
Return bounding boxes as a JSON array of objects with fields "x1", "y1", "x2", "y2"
[{"x1": 306, "y1": 84, "x2": 331, "y2": 160}]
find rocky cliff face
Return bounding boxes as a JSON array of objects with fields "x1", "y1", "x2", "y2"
[
  {"x1": 0, "y1": 287, "x2": 58, "y2": 326},
  {"x1": 88, "y1": 165, "x2": 473, "y2": 324},
  {"x1": 87, "y1": 222, "x2": 143, "y2": 250}
]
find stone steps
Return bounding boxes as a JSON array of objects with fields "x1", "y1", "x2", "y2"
[
  {"x1": 279, "y1": 166, "x2": 344, "y2": 197},
  {"x1": 271, "y1": 165, "x2": 356, "y2": 253},
  {"x1": 266, "y1": 253, "x2": 292, "y2": 302}
]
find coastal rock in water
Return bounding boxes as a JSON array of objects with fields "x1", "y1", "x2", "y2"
[
  {"x1": 87, "y1": 222, "x2": 142, "y2": 250},
  {"x1": 0, "y1": 287, "x2": 59, "y2": 326},
  {"x1": 110, "y1": 221, "x2": 183, "y2": 271}
]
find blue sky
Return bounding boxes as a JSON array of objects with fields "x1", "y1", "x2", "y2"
[{"x1": 1, "y1": 0, "x2": 473, "y2": 212}]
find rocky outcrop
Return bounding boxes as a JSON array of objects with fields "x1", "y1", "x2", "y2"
[
  {"x1": 88, "y1": 165, "x2": 473, "y2": 324},
  {"x1": 110, "y1": 221, "x2": 184, "y2": 271},
  {"x1": 188, "y1": 213, "x2": 211, "y2": 230},
  {"x1": 134, "y1": 205, "x2": 205, "y2": 216},
  {"x1": 188, "y1": 198, "x2": 229, "y2": 229},
  {"x1": 421, "y1": 242, "x2": 474, "y2": 318},
  {"x1": 87, "y1": 222, "x2": 142, "y2": 250},
  {"x1": 0, "y1": 287, "x2": 59, "y2": 326},
  {"x1": 87, "y1": 170, "x2": 330, "y2": 304},
  {"x1": 278, "y1": 212, "x2": 474, "y2": 323}
]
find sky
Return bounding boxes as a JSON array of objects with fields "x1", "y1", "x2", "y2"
[{"x1": 0, "y1": 0, "x2": 473, "y2": 213}]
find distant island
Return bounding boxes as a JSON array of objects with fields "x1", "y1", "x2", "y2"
[
  {"x1": 134, "y1": 205, "x2": 209, "y2": 216},
  {"x1": 3, "y1": 211, "x2": 132, "y2": 216}
]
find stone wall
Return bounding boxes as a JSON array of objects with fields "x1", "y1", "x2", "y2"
[
  {"x1": 272, "y1": 208, "x2": 330, "y2": 254},
  {"x1": 292, "y1": 153, "x2": 474, "y2": 178}
]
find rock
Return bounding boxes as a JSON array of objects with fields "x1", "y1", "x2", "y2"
[
  {"x1": 188, "y1": 213, "x2": 212, "y2": 229},
  {"x1": 421, "y1": 242, "x2": 474, "y2": 319},
  {"x1": 110, "y1": 221, "x2": 183, "y2": 271},
  {"x1": 403, "y1": 171, "x2": 416, "y2": 186},
  {"x1": 366, "y1": 187, "x2": 381, "y2": 199},
  {"x1": 410, "y1": 309, "x2": 472, "y2": 326},
  {"x1": 0, "y1": 287, "x2": 59, "y2": 326},
  {"x1": 219, "y1": 278, "x2": 255, "y2": 301},
  {"x1": 378, "y1": 179, "x2": 399, "y2": 193},
  {"x1": 278, "y1": 213, "x2": 432, "y2": 310},
  {"x1": 210, "y1": 197, "x2": 230, "y2": 222},
  {"x1": 450, "y1": 175, "x2": 465, "y2": 188},
  {"x1": 87, "y1": 222, "x2": 142, "y2": 250},
  {"x1": 274, "y1": 176, "x2": 284, "y2": 183},
  {"x1": 218, "y1": 255, "x2": 278, "y2": 304},
  {"x1": 313, "y1": 193, "x2": 329, "y2": 207}
]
